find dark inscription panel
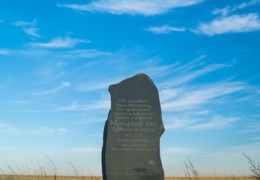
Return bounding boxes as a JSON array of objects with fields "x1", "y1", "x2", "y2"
[
  {"x1": 102, "y1": 74, "x2": 164, "y2": 180},
  {"x1": 111, "y1": 99, "x2": 157, "y2": 152}
]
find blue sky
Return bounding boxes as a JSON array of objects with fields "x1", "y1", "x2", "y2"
[{"x1": 0, "y1": 0, "x2": 260, "y2": 176}]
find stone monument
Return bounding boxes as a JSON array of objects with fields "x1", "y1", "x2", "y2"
[{"x1": 102, "y1": 73, "x2": 164, "y2": 180}]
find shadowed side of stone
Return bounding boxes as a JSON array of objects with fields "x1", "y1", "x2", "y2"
[{"x1": 102, "y1": 73, "x2": 164, "y2": 180}]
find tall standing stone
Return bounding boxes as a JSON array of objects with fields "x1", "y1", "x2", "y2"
[{"x1": 102, "y1": 73, "x2": 164, "y2": 180}]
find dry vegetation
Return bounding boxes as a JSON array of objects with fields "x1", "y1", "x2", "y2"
[
  {"x1": 0, "y1": 175, "x2": 252, "y2": 180},
  {"x1": 0, "y1": 153, "x2": 259, "y2": 180},
  {"x1": 0, "y1": 176, "x2": 250, "y2": 180},
  {"x1": 0, "y1": 175, "x2": 102, "y2": 180},
  {"x1": 165, "y1": 177, "x2": 248, "y2": 180}
]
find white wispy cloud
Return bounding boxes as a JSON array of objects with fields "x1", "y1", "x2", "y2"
[
  {"x1": 0, "y1": 123, "x2": 67, "y2": 136},
  {"x1": 0, "y1": 49, "x2": 14, "y2": 55},
  {"x1": 0, "y1": 123, "x2": 19, "y2": 133},
  {"x1": 68, "y1": 147, "x2": 101, "y2": 153},
  {"x1": 204, "y1": 142, "x2": 260, "y2": 158},
  {"x1": 138, "y1": 64, "x2": 177, "y2": 78},
  {"x1": 24, "y1": 127, "x2": 68, "y2": 136},
  {"x1": 146, "y1": 25, "x2": 186, "y2": 34},
  {"x1": 237, "y1": 0, "x2": 260, "y2": 10},
  {"x1": 157, "y1": 55, "x2": 230, "y2": 90},
  {"x1": 35, "y1": 60, "x2": 70, "y2": 85},
  {"x1": 159, "y1": 63, "x2": 230, "y2": 88},
  {"x1": 194, "y1": 110, "x2": 210, "y2": 115},
  {"x1": 188, "y1": 116, "x2": 239, "y2": 130},
  {"x1": 77, "y1": 118, "x2": 105, "y2": 125},
  {"x1": 164, "y1": 114, "x2": 239, "y2": 130},
  {"x1": 193, "y1": 142, "x2": 260, "y2": 175},
  {"x1": 162, "y1": 81, "x2": 247, "y2": 111},
  {"x1": 195, "y1": 13, "x2": 260, "y2": 36},
  {"x1": 156, "y1": 55, "x2": 207, "y2": 83},
  {"x1": 13, "y1": 19, "x2": 42, "y2": 38},
  {"x1": 23, "y1": 27, "x2": 42, "y2": 38},
  {"x1": 213, "y1": 0, "x2": 260, "y2": 17},
  {"x1": 160, "y1": 89, "x2": 179, "y2": 102},
  {"x1": 241, "y1": 122, "x2": 260, "y2": 133},
  {"x1": 252, "y1": 136, "x2": 260, "y2": 140},
  {"x1": 0, "y1": 48, "x2": 47, "y2": 57},
  {"x1": 162, "y1": 147, "x2": 191, "y2": 154},
  {"x1": 61, "y1": 49, "x2": 111, "y2": 59},
  {"x1": 57, "y1": 0, "x2": 203, "y2": 16},
  {"x1": 13, "y1": 21, "x2": 34, "y2": 26},
  {"x1": 32, "y1": 81, "x2": 71, "y2": 96},
  {"x1": 252, "y1": 114, "x2": 260, "y2": 118},
  {"x1": 7, "y1": 99, "x2": 36, "y2": 106},
  {"x1": 76, "y1": 78, "x2": 119, "y2": 91},
  {"x1": 29, "y1": 36, "x2": 90, "y2": 49},
  {"x1": 234, "y1": 94, "x2": 256, "y2": 102},
  {"x1": 0, "y1": 48, "x2": 54, "y2": 57},
  {"x1": 212, "y1": 6, "x2": 231, "y2": 17},
  {"x1": 164, "y1": 117, "x2": 200, "y2": 129},
  {"x1": 55, "y1": 99, "x2": 110, "y2": 112}
]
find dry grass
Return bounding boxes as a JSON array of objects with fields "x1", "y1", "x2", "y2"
[
  {"x1": 0, "y1": 175, "x2": 250, "y2": 180},
  {"x1": 0, "y1": 153, "x2": 258, "y2": 180},
  {"x1": 243, "y1": 153, "x2": 260, "y2": 180},
  {"x1": 165, "y1": 177, "x2": 249, "y2": 180},
  {"x1": 0, "y1": 175, "x2": 102, "y2": 180}
]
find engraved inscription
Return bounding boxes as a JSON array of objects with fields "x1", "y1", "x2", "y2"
[{"x1": 109, "y1": 99, "x2": 158, "y2": 152}]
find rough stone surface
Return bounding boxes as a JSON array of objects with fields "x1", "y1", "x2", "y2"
[{"x1": 102, "y1": 73, "x2": 164, "y2": 180}]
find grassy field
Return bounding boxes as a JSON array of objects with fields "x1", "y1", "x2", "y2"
[
  {"x1": 0, "y1": 154, "x2": 259, "y2": 180},
  {"x1": 0, "y1": 175, "x2": 252, "y2": 180},
  {"x1": 165, "y1": 177, "x2": 249, "y2": 180}
]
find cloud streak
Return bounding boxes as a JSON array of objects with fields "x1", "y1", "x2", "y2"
[
  {"x1": 162, "y1": 81, "x2": 247, "y2": 111},
  {"x1": 29, "y1": 36, "x2": 90, "y2": 49},
  {"x1": 58, "y1": 0, "x2": 203, "y2": 16},
  {"x1": 164, "y1": 114, "x2": 239, "y2": 131},
  {"x1": 162, "y1": 147, "x2": 192, "y2": 154},
  {"x1": 13, "y1": 19, "x2": 42, "y2": 38},
  {"x1": 32, "y1": 82, "x2": 71, "y2": 96},
  {"x1": 159, "y1": 63, "x2": 230, "y2": 88},
  {"x1": 26, "y1": 127, "x2": 68, "y2": 136},
  {"x1": 0, "y1": 123, "x2": 20, "y2": 133},
  {"x1": 76, "y1": 78, "x2": 119, "y2": 91},
  {"x1": 0, "y1": 49, "x2": 14, "y2": 55},
  {"x1": 61, "y1": 49, "x2": 111, "y2": 59},
  {"x1": 204, "y1": 142, "x2": 260, "y2": 158},
  {"x1": 146, "y1": 25, "x2": 186, "y2": 34},
  {"x1": 236, "y1": 0, "x2": 260, "y2": 11},
  {"x1": 195, "y1": 13, "x2": 260, "y2": 36},
  {"x1": 0, "y1": 123, "x2": 67, "y2": 136},
  {"x1": 68, "y1": 147, "x2": 101, "y2": 153},
  {"x1": 188, "y1": 116, "x2": 239, "y2": 130},
  {"x1": 164, "y1": 117, "x2": 200, "y2": 130},
  {"x1": 213, "y1": 0, "x2": 260, "y2": 16},
  {"x1": 55, "y1": 99, "x2": 110, "y2": 112}
]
